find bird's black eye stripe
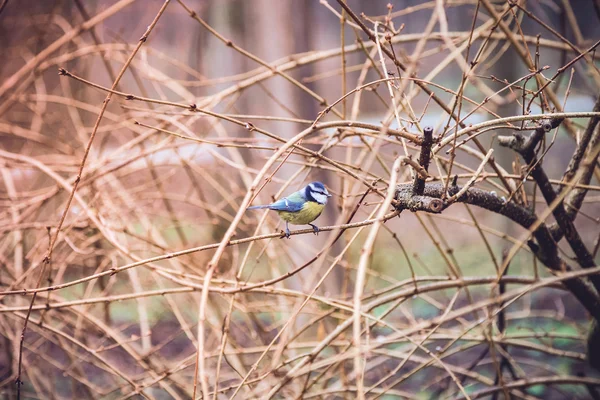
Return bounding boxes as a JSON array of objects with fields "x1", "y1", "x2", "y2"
[{"x1": 312, "y1": 189, "x2": 326, "y2": 195}]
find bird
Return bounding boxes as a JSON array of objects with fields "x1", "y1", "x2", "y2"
[{"x1": 247, "y1": 182, "x2": 331, "y2": 239}]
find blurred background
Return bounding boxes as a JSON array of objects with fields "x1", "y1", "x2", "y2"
[{"x1": 1, "y1": 1, "x2": 600, "y2": 399}]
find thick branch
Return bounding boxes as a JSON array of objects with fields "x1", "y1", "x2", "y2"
[
  {"x1": 395, "y1": 182, "x2": 600, "y2": 321},
  {"x1": 549, "y1": 95, "x2": 600, "y2": 239},
  {"x1": 498, "y1": 119, "x2": 600, "y2": 294}
]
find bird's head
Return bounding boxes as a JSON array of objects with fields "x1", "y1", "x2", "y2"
[{"x1": 305, "y1": 181, "x2": 331, "y2": 205}]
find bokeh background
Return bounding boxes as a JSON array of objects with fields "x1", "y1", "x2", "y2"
[{"x1": 1, "y1": 1, "x2": 600, "y2": 399}]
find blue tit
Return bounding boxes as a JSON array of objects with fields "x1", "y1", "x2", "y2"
[{"x1": 247, "y1": 181, "x2": 331, "y2": 239}]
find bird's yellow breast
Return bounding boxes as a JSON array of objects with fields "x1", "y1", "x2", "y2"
[{"x1": 277, "y1": 201, "x2": 324, "y2": 225}]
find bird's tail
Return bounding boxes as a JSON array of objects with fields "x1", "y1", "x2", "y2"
[{"x1": 247, "y1": 205, "x2": 270, "y2": 210}]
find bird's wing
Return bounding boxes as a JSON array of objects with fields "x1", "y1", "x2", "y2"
[{"x1": 267, "y1": 193, "x2": 305, "y2": 212}]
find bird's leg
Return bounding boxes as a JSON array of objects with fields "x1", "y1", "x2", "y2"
[
  {"x1": 309, "y1": 223, "x2": 319, "y2": 235},
  {"x1": 285, "y1": 222, "x2": 291, "y2": 239}
]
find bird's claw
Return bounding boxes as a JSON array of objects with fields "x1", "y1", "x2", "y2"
[
  {"x1": 281, "y1": 228, "x2": 291, "y2": 239},
  {"x1": 309, "y1": 224, "x2": 319, "y2": 236}
]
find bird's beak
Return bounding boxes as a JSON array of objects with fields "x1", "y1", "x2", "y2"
[{"x1": 327, "y1": 193, "x2": 332, "y2": 197}]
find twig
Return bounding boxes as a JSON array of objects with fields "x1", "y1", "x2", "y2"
[
  {"x1": 14, "y1": 2, "x2": 171, "y2": 397},
  {"x1": 352, "y1": 157, "x2": 402, "y2": 399},
  {"x1": 446, "y1": 149, "x2": 493, "y2": 204}
]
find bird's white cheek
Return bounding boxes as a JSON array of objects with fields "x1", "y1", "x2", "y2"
[{"x1": 312, "y1": 193, "x2": 327, "y2": 204}]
